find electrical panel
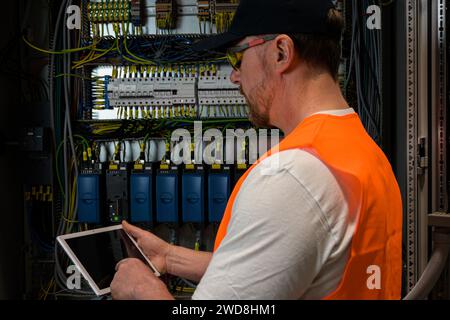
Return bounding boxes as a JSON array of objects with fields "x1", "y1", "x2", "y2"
[{"x1": 69, "y1": 0, "x2": 271, "y2": 252}]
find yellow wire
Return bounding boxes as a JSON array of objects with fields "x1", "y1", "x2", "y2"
[
  {"x1": 60, "y1": 215, "x2": 78, "y2": 224},
  {"x1": 68, "y1": 170, "x2": 77, "y2": 223},
  {"x1": 22, "y1": 36, "x2": 103, "y2": 55},
  {"x1": 63, "y1": 160, "x2": 78, "y2": 233},
  {"x1": 55, "y1": 74, "x2": 103, "y2": 81},
  {"x1": 71, "y1": 44, "x2": 98, "y2": 68},
  {"x1": 43, "y1": 279, "x2": 55, "y2": 300},
  {"x1": 121, "y1": 54, "x2": 153, "y2": 65},
  {"x1": 71, "y1": 34, "x2": 108, "y2": 68},
  {"x1": 72, "y1": 47, "x2": 97, "y2": 68},
  {"x1": 114, "y1": 27, "x2": 147, "y2": 65},
  {"x1": 122, "y1": 22, "x2": 156, "y2": 65},
  {"x1": 72, "y1": 42, "x2": 116, "y2": 69},
  {"x1": 69, "y1": 179, "x2": 77, "y2": 220},
  {"x1": 40, "y1": 278, "x2": 54, "y2": 300}
]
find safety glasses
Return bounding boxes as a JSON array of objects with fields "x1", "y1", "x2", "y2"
[{"x1": 226, "y1": 35, "x2": 278, "y2": 70}]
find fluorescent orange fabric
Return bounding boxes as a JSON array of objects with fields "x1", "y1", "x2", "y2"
[{"x1": 213, "y1": 113, "x2": 402, "y2": 299}]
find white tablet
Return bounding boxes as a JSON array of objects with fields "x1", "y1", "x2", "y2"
[{"x1": 57, "y1": 224, "x2": 160, "y2": 296}]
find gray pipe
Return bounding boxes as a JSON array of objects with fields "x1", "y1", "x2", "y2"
[{"x1": 403, "y1": 229, "x2": 450, "y2": 300}]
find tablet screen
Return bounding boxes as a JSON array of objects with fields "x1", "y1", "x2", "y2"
[{"x1": 64, "y1": 228, "x2": 153, "y2": 292}]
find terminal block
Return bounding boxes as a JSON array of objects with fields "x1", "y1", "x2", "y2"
[
  {"x1": 130, "y1": 0, "x2": 145, "y2": 26},
  {"x1": 213, "y1": 0, "x2": 239, "y2": 32},
  {"x1": 88, "y1": 0, "x2": 131, "y2": 24},
  {"x1": 155, "y1": 0, "x2": 177, "y2": 29},
  {"x1": 198, "y1": 0, "x2": 212, "y2": 21}
]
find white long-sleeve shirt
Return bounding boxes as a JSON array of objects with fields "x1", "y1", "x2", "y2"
[{"x1": 192, "y1": 109, "x2": 357, "y2": 300}]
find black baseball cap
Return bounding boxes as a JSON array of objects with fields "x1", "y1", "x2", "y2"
[{"x1": 193, "y1": 0, "x2": 337, "y2": 52}]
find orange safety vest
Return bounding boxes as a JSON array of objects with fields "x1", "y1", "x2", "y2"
[{"x1": 213, "y1": 113, "x2": 402, "y2": 300}]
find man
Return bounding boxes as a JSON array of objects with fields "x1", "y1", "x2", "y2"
[{"x1": 111, "y1": 0, "x2": 402, "y2": 300}]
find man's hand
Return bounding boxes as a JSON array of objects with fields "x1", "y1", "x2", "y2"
[
  {"x1": 111, "y1": 258, "x2": 174, "y2": 300},
  {"x1": 123, "y1": 221, "x2": 213, "y2": 283},
  {"x1": 122, "y1": 221, "x2": 172, "y2": 274}
]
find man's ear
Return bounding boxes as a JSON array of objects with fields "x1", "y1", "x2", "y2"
[{"x1": 273, "y1": 35, "x2": 296, "y2": 74}]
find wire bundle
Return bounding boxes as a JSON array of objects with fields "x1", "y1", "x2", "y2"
[
  {"x1": 46, "y1": 0, "x2": 96, "y2": 300},
  {"x1": 346, "y1": 0, "x2": 383, "y2": 145}
]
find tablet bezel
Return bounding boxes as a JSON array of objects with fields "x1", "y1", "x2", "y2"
[{"x1": 56, "y1": 224, "x2": 161, "y2": 296}]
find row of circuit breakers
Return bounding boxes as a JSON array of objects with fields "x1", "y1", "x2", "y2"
[
  {"x1": 105, "y1": 74, "x2": 245, "y2": 109},
  {"x1": 77, "y1": 162, "x2": 248, "y2": 225}
]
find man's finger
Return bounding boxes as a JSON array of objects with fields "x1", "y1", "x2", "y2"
[
  {"x1": 115, "y1": 258, "x2": 131, "y2": 271},
  {"x1": 122, "y1": 220, "x2": 146, "y2": 239}
]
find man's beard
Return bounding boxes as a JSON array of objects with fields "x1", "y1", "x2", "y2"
[{"x1": 241, "y1": 79, "x2": 274, "y2": 128}]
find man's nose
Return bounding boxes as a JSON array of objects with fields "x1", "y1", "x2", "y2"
[{"x1": 230, "y1": 69, "x2": 240, "y2": 85}]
